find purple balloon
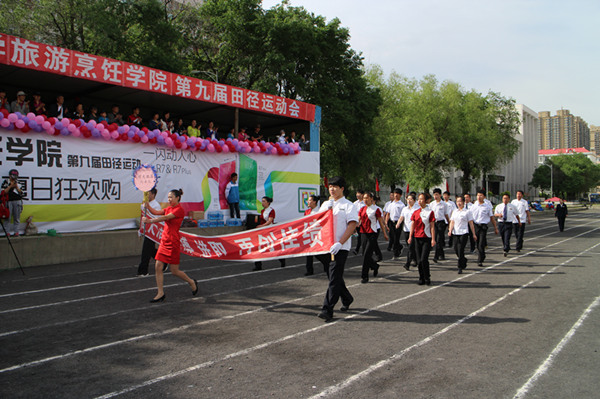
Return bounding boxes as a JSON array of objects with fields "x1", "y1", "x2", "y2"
[
  {"x1": 28, "y1": 120, "x2": 37, "y2": 129},
  {"x1": 178, "y1": 135, "x2": 186, "y2": 143},
  {"x1": 55, "y1": 121, "x2": 64, "y2": 129},
  {"x1": 127, "y1": 130, "x2": 135, "y2": 138},
  {"x1": 186, "y1": 138, "x2": 194, "y2": 147},
  {"x1": 60, "y1": 128, "x2": 70, "y2": 135},
  {"x1": 157, "y1": 136, "x2": 165, "y2": 145},
  {"x1": 91, "y1": 128, "x2": 100, "y2": 137}
]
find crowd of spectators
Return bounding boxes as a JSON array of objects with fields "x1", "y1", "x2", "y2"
[{"x1": 0, "y1": 89, "x2": 311, "y2": 150}]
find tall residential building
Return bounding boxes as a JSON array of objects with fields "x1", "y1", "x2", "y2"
[
  {"x1": 538, "y1": 109, "x2": 590, "y2": 150},
  {"x1": 590, "y1": 125, "x2": 600, "y2": 157}
]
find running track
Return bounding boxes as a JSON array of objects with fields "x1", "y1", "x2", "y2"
[{"x1": 1, "y1": 210, "x2": 599, "y2": 398}]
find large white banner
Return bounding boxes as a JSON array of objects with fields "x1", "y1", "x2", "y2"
[{"x1": 0, "y1": 129, "x2": 320, "y2": 233}]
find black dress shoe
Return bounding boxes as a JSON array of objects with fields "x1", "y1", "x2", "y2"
[
  {"x1": 373, "y1": 264, "x2": 379, "y2": 277},
  {"x1": 317, "y1": 310, "x2": 333, "y2": 322},
  {"x1": 304, "y1": 271, "x2": 314, "y2": 276},
  {"x1": 361, "y1": 278, "x2": 369, "y2": 284},
  {"x1": 458, "y1": 268, "x2": 463, "y2": 274},
  {"x1": 432, "y1": 258, "x2": 438, "y2": 263},
  {"x1": 340, "y1": 299, "x2": 353, "y2": 312},
  {"x1": 403, "y1": 263, "x2": 410, "y2": 271},
  {"x1": 150, "y1": 294, "x2": 165, "y2": 303},
  {"x1": 418, "y1": 279, "x2": 425, "y2": 285},
  {"x1": 478, "y1": 262, "x2": 483, "y2": 267},
  {"x1": 192, "y1": 279, "x2": 199, "y2": 296},
  {"x1": 426, "y1": 279, "x2": 431, "y2": 285},
  {"x1": 252, "y1": 266, "x2": 262, "y2": 271}
]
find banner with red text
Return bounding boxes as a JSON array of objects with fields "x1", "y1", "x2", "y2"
[{"x1": 140, "y1": 210, "x2": 334, "y2": 261}]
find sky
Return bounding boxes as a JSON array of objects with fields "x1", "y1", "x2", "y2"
[{"x1": 262, "y1": 0, "x2": 600, "y2": 125}]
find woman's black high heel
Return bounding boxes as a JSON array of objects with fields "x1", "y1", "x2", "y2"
[
  {"x1": 192, "y1": 279, "x2": 199, "y2": 296},
  {"x1": 150, "y1": 294, "x2": 165, "y2": 303}
]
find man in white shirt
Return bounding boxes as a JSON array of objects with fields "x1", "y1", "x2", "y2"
[
  {"x1": 443, "y1": 191, "x2": 457, "y2": 248},
  {"x1": 470, "y1": 189, "x2": 498, "y2": 266},
  {"x1": 511, "y1": 190, "x2": 531, "y2": 253},
  {"x1": 137, "y1": 188, "x2": 162, "y2": 276},
  {"x1": 385, "y1": 188, "x2": 405, "y2": 259},
  {"x1": 430, "y1": 188, "x2": 450, "y2": 262},
  {"x1": 464, "y1": 193, "x2": 476, "y2": 253},
  {"x1": 353, "y1": 189, "x2": 366, "y2": 255},
  {"x1": 494, "y1": 193, "x2": 521, "y2": 256},
  {"x1": 316, "y1": 176, "x2": 358, "y2": 322},
  {"x1": 382, "y1": 192, "x2": 394, "y2": 251}
]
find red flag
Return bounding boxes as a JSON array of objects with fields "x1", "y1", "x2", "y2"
[
  {"x1": 324, "y1": 174, "x2": 328, "y2": 188},
  {"x1": 406, "y1": 183, "x2": 409, "y2": 194},
  {"x1": 445, "y1": 180, "x2": 449, "y2": 193},
  {"x1": 375, "y1": 178, "x2": 380, "y2": 192}
]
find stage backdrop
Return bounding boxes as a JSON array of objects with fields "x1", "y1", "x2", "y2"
[{"x1": 0, "y1": 129, "x2": 320, "y2": 233}]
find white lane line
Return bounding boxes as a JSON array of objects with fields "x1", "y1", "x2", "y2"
[
  {"x1": 308, "y1": 241, "x2": 600, "y2": 399},
  {"x1": 0, "y1": 219, "x2": 562, "y2": 296},
  {"x1": 91, "y1": 229, "x2": 600, "y2": 398},
  {"x1": 513, "y1": 295, "x2": 600, "y2": 399},
  {"x1": 1, "y1": 224, "x2": 596, "y2": 377}
]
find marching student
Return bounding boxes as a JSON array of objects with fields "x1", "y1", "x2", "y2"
[
  {"x1": 358, "y1": 192, "x2": 389, "y2": 283},
  {"x1": 315, "y1": 176, "x2": 358, "y2": 322},
  {"x1": 494, "y1": 193, "x2": 521, "y2": 256},
  {"x1": 397, "y1": 193, "x2": 418, "y2": 270},
  {"x1": 142, "y1": 189, "x2": 198, "y2": 302},
  {"x1": 252, "y1": 196, "x2": 286, "y2": 271},
  {"x1": 353, "y1": 189, "x2": 366, "y2": 255},
  {"x1": 430, "y1": 188, "x2": 450, "y2": 263},
  {"x1": 303, "y1": 194, "x2": 320, "y2": 276},
  {"x1": 382, "y1": 192, "x2": 394, "y2": 251},
  {"x1": 385, "y1": 188, "x2": 405, "y2": 260},
  {"x1": 511, "y1": 190, "x2": 531, "y2": 252},
  {"x1": 408, "y1": 193, "x2": 436, "y2": 285},
  {"x1": 443, "y1": 191, "x2": 457, "y2": 248},
  {"x1": 463, "y1": 193, "x2": 476, "y2": 253},
  {"x1": 448, "y1": 196, "x2": 477, "y2": 274},
  {"x1": 470, "y1": 189, "x2": 499, "y2": 266}
]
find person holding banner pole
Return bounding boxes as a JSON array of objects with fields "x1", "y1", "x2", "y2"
[
  {"x1": 303, "y1": 194, "x2": 320, "y2": 276},
  {"x1": 252, "y1": 196, "x2": 286, "y2": 271},
  {"x1": 142, "y1": 189, "x2": 198, "y2": 302},
  {"x1": 137, "y1": 188, "x2": 168, "y2": 276},
  {"x1": 315, "y1": 176, "x2": 358, "y2": 322}
]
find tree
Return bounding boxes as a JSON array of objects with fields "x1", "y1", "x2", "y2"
[{"x1": 530, "y1": 154, "x2": 600, "y2": 199}]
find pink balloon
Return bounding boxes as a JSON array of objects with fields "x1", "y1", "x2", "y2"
[
  {"x1": 27, "y1": 112, "x2": 36, "y2": 119},
  {"x1": 271, "y1": 148, "x2": 277, "y2": 155},
  {"x1": 68, "y1": 123, "x2": 77, "y2": 132},
  {"x1": 88, "y1": 120, "x2": 97, "y2": 127},
  {"x1": 101, "y1": 130, "x2": 111, "y2": 139},
  {"x1": 207, "y1": 144, "x2": 215, "y2": 152},
  {"x1": 0, "y1": 118, "x2": 10, "y2": 128},
  {"x1": 222, "y1": 145, "x2": 230, "y2": 153},
  {"x1": 15, "y1": 120, "x2": 25, "y2": 129},
  {"x1": 161, "y1": 131, "x2": 169, "y2": 138},
  {"x1": 253, "y1": 146, "x2": 261, "y2": 153},
  {"x1": 164, "y1": 138, "x2": 173, "y2": 147},
  {"x1": 42, "y1": 121, "x2": 51, "y2": 129},
  {"x1": 61, "y1": 117, "x2": 71, "y2": 125},
  {"x1": 35, "y1": 115, "x2": 45, "y2": 124},
  {"x1": 110, "y1": 131, "x2": 119, "y2": 139},
  {"x1": 181, "y1": 142, "x2": 188, "y2": 150},
  {"x1": 71, "y1": 129, "x2": 81, "y2": 137},
  {"x1": 122, "y1": 124, "x2": 129, "y2": 133},
  {"x1": 7, "y1": 114, "x2": 18, "y2": 123},
  {"x1": 141, "y1": 135, "x2": 149, "y2": 143}
]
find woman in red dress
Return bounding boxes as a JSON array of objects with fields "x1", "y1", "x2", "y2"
[{"x1": 142, "y1": 188, "x2": 198, "y2": 302}]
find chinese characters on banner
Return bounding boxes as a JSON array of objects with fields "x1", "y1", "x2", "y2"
[
  {"x1": 0, "y1": 33, "x2": 316, "y2": 122},
  {"x1": 140, "y1": 210, "x2": 334, "y2": 261}
]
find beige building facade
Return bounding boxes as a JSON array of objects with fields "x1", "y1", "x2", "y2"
[
  {"x1": 590, "y1": 125, "x2": 600, "y2": 157},
  {"x1": 538, "y1": 109, "x2": 590, "y2": 150}
]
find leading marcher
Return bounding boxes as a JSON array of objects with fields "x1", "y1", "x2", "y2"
[
  {"x1": 315, "y1": 176, "x2": 358, "y2": 322},
  {"x1": 494, "y1": 193, "x2": 521, "y2": 257},
  {"x1": 470, "y1": 189, "x2": 499, "y2": 266},
  {"x1": 448, "y1": 195, "x2": 477, "y2": 274},
  {"x1": 408, "y1": 193, "x2": 436, "y2": 286},
  {"x1": 511, "y1": 190, "x2": 531, "y2": 252}
]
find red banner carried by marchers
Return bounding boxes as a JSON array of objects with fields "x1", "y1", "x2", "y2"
[{"x1": 139, "y1": 210, "x2": 334, "y2": 261}]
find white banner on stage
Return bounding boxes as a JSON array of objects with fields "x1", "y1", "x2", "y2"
[{"x1": 0, "y1": 129, "x2": 320, "y2": 233}]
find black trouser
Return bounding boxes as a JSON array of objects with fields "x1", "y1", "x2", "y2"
[
  {"x1": 434, "y1": 221, "x2": 447, "y2": 260},
  {"x1": 305, "y1": 256, "x2": 314, "y2": 274},
  {"x1": 316, "y1": 250, "x2": 353, "y2": 315},
  {"x1": 354, "y1": 227, "x2": 362, "y2": 253},
  {"x1": 557, "y1": 216, "x2": 566, "y2": 232},
  {"x1": 473, "y1": 223, "x2": 488, "y2": 263},
  {"x1": 229, "y1": 202, "x2": 240, "y2": 218},
  {"x1": 137, "y1": 237, "x2": 157, "y2": 275},
  {"x1": 405, "y1": 232, "x2": 417, "y2": 267},
  {"x1": 513, "y1": 223, "x2": 525, "y2": 251},
  {"x1": 374, "y1": 230, "x2": 383, "y2": 261},
  {"x1": 361, "y1": 233, "x2": 379, "y2": 279},
  {"x1": 387, "y1": 220, "x2": 395, "y2": 250},
  {"x1": 453, "y1": 233, "x2": 469, "y2": 269},
  {"x1": 415, "y1": 237, "x2": 432, "y2": 282},
  {"x1": 468, "y1": 225, "x2": 476, "y2": 252},
  {"x1": 392, "y1": 221, "x2": 403, "y2": 257},
  {"x1": 499, "y1": 222, "x2": 513, "y2": 252}
]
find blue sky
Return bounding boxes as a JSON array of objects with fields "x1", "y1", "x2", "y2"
[{"x1": 262, "y1": 0, "x2": 600, "y2": 125}]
